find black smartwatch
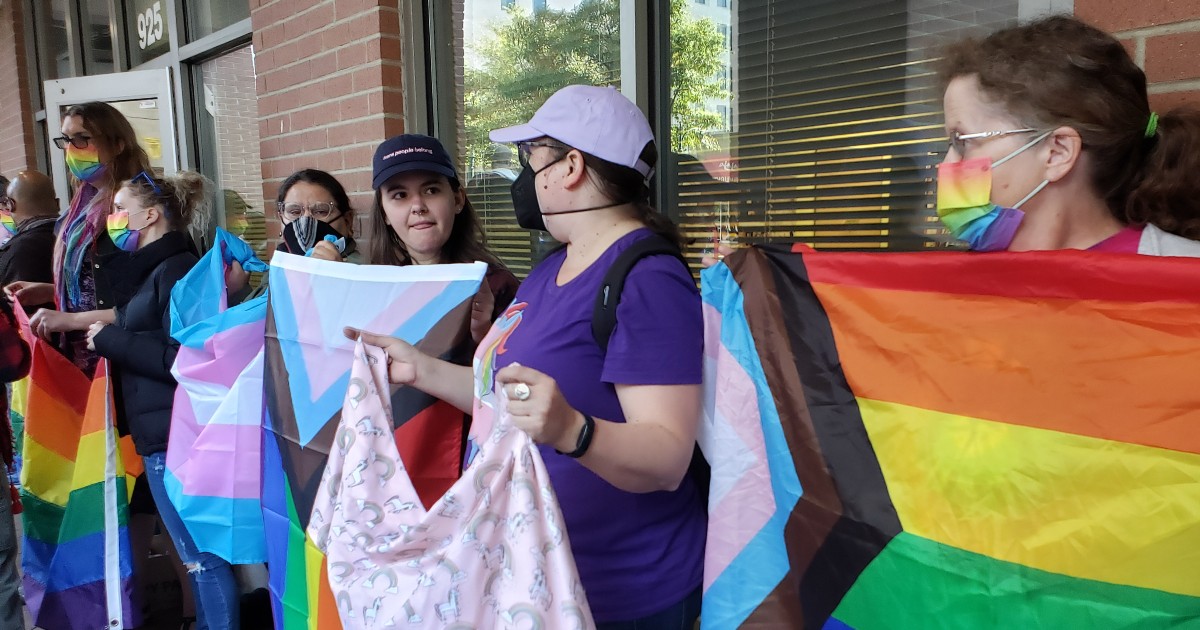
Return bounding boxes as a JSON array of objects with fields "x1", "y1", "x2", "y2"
[{"x1": 557, "y1": 413, "x2": 595, "y2": 458}]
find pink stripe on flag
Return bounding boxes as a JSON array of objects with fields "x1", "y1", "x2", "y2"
[
  {"x1": 174, "y1": 321, "x2": 266, "y2": 389},
  {"x1": 171, "y1": 423, "x2": 262, "y2": 499},
  {"x1": 702, "y1": 303, "x2": 775, "y2": 590}
]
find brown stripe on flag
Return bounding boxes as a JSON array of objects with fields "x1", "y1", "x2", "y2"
[{"x1": 731, "y1": 246, "x2": 901, "y2": 627}]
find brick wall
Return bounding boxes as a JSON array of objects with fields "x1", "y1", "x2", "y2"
[
  {"x1": 0, "y1": 1, "x2": 38, "y2": 176},
  {"x1": 250, "y1": 0, "x2": 407, "y2": 250},
  {"x1": 1076, "y1": 0, "x2": 1200, "y2": 111}
]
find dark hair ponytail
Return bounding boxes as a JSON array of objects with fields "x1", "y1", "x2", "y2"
[
  {"x1": 579, "y1": 142, "x2": 684, "y2": 249},
  {"x1": 1124, "y1": 107, "x2": 1200, "y2": 240}
]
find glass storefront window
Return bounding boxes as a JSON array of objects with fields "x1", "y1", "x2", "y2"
[
  {"x1": 195, "y1": 46, "x2": 269, "y2": 278},
  {"x1": 106, "y1": 99, "x2": 167, "y2": 171},
  {"x1": 82, "y1": 0, "x2": 115, "y2": 74},
  {"x1": 186, "y1": 0, "x2": 250, "y2": 41},
  {"x1": 458, "y1": 0, "x2": 623, "y2": 276},
  {"x1": 46, "y1": 0, "x2": 73, "y2": 79},
  {"x1": 669, "y1": 0, "x2": 1021, "y2": 264},
  {"x1": 125, "y1": 0, "x2": 171, "y2": 66}
]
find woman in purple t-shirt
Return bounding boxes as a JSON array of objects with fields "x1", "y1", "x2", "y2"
[{"x1": 352, "y1": 86, "x2": 707, "y2": 627}]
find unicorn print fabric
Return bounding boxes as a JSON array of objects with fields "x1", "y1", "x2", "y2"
[{"x1": 308, "y1": 340, "x2": 594, "y2": 629}]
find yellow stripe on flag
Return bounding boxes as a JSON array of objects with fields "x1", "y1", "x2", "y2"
[
  {"x1": 860, "y1": 397, "x2": 1200, "y2": 597},
  {"x1": 20, "y1": 438, "x2": 74, "y2": 506},
  {"x1": 71, "y1": 430, "x2": 111, "y2": 489},
  {"x1": 304, "y1": 538, "x2": 324, "y2": 630}
]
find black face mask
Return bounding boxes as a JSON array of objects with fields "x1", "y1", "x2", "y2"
[
  {"x1": 282, "y1": 216, "x2": 345, "y2": 254},
  {"x1": 510, "y1": 156, "x2": 623, "y2": 232}
]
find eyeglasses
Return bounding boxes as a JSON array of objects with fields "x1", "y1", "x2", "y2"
[
  {"x1": 948, "y1": 128, "x2": 1039, "y2": 157},
  {"x1": 515, "y1": 141, "x2": 567, "y2": 169},
  {"x1": 53, "y1": 134, "x2": 93, "y2": 150},
  {"x1": 131, "y1": 171, "x2": 163, "y2": 196},
  {"x1": 277, "y1": 201, "x2": 340, "y2": 221}
]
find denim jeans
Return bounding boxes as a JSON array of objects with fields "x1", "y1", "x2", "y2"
[
  {"x1": 142, "y1": 452, "x2": 240, "y2": 630},
  {"x1": 0, "y1": 462, "x2": 21, "y2": 630},
  {"x1": 596, "y1": 586, "x2": 702, "y2": 630}
]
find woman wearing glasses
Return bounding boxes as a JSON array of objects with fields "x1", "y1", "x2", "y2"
[
  {"x1": 273, "y1": 168, "x2": 363, "y2": 262},
  {"x1": 353, "y1": 88, "x2": 706, "y2": 628},
  {"x1": 8, "y1": 101, "x2": 153, "y2": 375},
  {"x1": 700, "y1": 17, "x2": 1200, "y2": 267},
  {"x1": 934, "y1": 16, "x2": 1200, "y2": 254}
]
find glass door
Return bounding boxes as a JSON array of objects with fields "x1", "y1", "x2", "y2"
[{"x1": 42, "y1": 68, "x2": 178, "y2": 214}]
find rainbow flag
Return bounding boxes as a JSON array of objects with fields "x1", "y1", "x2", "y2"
[
  {"x1": 9, "y1": 375, "x2": 28, "y2": 483},
  {"x1": 699, "y1": 245, "x2": 1200, "y2": 628},
  {"x1": 20, "y1": 349, "x2": 142, "y2": 629},
  {"x1": 262, "y1": 253, "x2": 485, "y2": 629}
]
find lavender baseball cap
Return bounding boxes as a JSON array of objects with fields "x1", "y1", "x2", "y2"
[{"x1": 489, "y1": 85, "x2": 656, "y2": 179}]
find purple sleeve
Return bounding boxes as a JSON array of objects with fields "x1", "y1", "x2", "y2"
[{"x1": 601, "y1": 255, "x2": 703, "y2": 386}]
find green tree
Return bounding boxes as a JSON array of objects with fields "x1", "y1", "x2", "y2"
[{"x1": 463, "y1": 0, "x2": 727, "y2": 169}]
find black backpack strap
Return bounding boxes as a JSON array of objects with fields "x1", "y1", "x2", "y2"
[
  {"x1": 591, "y1": 234, "x2": 710, "y2": 501},
  {"x1": 592, "y1": 234, "x2": 688, "y2": 353}
]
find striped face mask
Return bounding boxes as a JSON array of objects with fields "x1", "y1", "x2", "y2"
[
  {"x1": 936, "y1": 131, "x2": 1052, "y2": 252},
  {"x1": 65, "y1": 144, "x2": 106, "y2": 184},
  {"x1": 0, "y1": 212, "x2": 15, "y2": 246},
  {"x1": 106, "y1": 211, "x2": 141, "y2": 252}
]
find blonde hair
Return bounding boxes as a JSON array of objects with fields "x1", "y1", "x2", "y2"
[{"x1": 121, "y1": 171, "x2": 212, "y2": 233}]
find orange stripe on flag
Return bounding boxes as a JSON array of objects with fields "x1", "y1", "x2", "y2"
[{"x1": 813, "y1": 282, "x2": 1200, "y2": 454}]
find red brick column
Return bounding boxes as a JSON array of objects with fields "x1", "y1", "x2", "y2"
[
  {"x1": 250, "y1": 0, "x2": 406, "y2": 248},
  {"x1": 1076, "y1": 0, "x2": 1200, "y2": 111},
  {"x1": 0, "y1": 1, "x2": 38, "y2": 175}
]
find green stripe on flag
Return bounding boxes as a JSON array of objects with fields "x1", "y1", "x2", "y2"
[
  {"x1": 19, "y1": 492, "x2": 65, "y2": 542},
  {"x1": 833, "y1": 532, "x2": 1200, "y2": 628},
  {"x1": 282, "y1": 482, "x2": 310, "y2": 630},
  {"x1": 51, "y1": 481, "x2": 130, "y2": 541}
]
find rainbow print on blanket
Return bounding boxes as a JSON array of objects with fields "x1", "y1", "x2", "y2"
[
  {"x1": 19, "y1": 324, "x2": 142, "y2": 630},
  {"x1": 262, "y1": 253, "x2": 485, "y2": 629},
  {"x1": 699, "y1": 245, "x2": 1200, "y2": 628}
]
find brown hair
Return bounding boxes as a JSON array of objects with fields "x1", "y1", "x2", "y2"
[
  {"x1": 938, "y1": 15, "x2": 1200, "y2": 240},
  {"x1": 367, "y1": 176, "x2": 507, "y2": 269},
  {"x1": 277, "y1": 168, "x2": 355, "y2": 236},
  {"x1": 120, "y1": 171, "x2": 210, "y2": 233},
  {"x1": 64, "y1": 102, "x2": 152, "y2": 191},
  {"x1": 550, "y1": 140, "x2": 685, "y2": 249}
]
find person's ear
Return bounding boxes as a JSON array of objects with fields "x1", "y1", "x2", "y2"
[
  {"x1": 1043, "y1": 126, "x2": 1083, "y2": 183},
  {"x1": 454, "y1": 187, "x2": 465, "y2": 214},
  {"x1": 560, "y1": 149, "x2": 589, "y2": 190},
  {"x1": 143, "y1": 205, "x2": 162, "y2": 228}
]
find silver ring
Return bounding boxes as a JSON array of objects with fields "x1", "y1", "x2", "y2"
[{"x1": 512, "y1": 382, "x2": 530, "y2": 401}]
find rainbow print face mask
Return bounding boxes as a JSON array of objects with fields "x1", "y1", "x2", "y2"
[
  {"x1": 936, "y1": 131, "x2": 1052, "y2": 252},
  {"x1": 65, "y1": 144, "x2": 106, "y2": 184},
  {"x1": 0, "y1": 212, "x2": 15, "y2": 246},
  {"x1": 106, "y1": 211, "x2": 140, "y2": 252}
]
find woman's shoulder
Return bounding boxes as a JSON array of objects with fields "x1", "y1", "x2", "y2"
[
  {"x1": 155, "y1": 249, "x2": 200, "y2": 284},
  {"x1": 1140, "y1": 224, "x2": 1200, "y2": 257},
  {"x1": 486, "y1": 265, "x2": 520, "y2": 289}
]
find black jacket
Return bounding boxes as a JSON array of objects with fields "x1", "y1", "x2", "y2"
[
  {"x1": 92, "y1": 231, "x2": 198, "y2": 456},
  {"x1": 0, "y1": 217, "x2": 57, "y2": 313}
]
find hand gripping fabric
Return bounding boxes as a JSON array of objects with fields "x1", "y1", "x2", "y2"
[
  {"x1": 308, "y1": 340, "x2": 594, "y2": 629},
  {"x1": 166, "y1": 227, "x2": 270, "y2": 564}
]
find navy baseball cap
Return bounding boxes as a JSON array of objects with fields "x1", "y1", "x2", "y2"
[{"x1": 371, "y1": 134, "x2": 459, "y2": 190}]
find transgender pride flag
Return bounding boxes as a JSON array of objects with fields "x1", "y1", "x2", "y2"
[{"x1": 165, "y1": 228, "x2": 269, "y2": 564}]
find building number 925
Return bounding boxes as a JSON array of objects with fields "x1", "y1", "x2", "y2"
[{"x1": 137, "y1": 2, "x2": 164, "y2": 50}]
